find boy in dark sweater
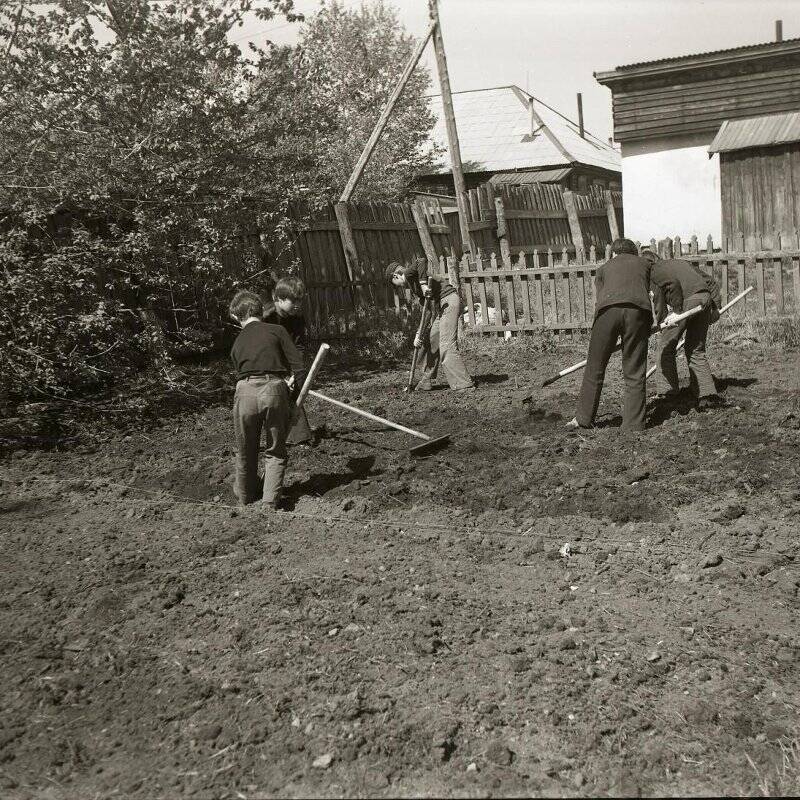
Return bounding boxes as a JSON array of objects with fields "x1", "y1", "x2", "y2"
[
  {"x1": 229, "y1": 290, "x2": 306, "y2": 508},
  {"x1": 262, "y1": 276, "x2": 313, "y2": 445},
  {"x1": 385, "y1": 258, "x2": 474, "y2": 391},
  {"x1": 566, "y1": 238, "x2": 658, "y2": 431}
]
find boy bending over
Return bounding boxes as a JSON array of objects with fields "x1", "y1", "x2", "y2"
[
  {"x1": 229, "y1": 290, "x2": 306, "y2": 508},
  {"x1": 386, "y1": 258, "x2": 474, "y2": 392}
]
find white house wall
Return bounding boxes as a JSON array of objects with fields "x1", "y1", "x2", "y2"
[{"x1": 621, "y1": 133, "x2": 721, "y2": 243}]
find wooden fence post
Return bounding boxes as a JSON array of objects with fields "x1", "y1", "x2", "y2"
[
  {"x1": 494, "y1": 195, "x2": 512, "y2": 268},
  {"x1": 411, "y1": 200, "x2": 438, "y2": 270},
  {"x1": 333, "y1": 202, "x2": 358, "y2": 282},
  {"x1": 604, "y1": 190, "x2": 620, "y2": 241},
  {"x1": 562, "y1": 190, "x2": 586, "y2": 255}
]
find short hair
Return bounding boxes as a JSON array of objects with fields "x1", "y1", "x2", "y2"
[
  {"x1": 640, "y1": 248, "x2": 660, "y2": 263},
  {"x1": 384, "y1": 259, "x2": 422, "y2": 284},
  {"x1": 229, "y1": 290, "x2": 264, "y2": 322},
  {"x1": 274, "y1": 275, "x2": 305, "y2": 301},
  {"x1": 611, "y1": 238, "x2": 639, "y2": 256},
  {"x1": 384, "y1": 261, "x2": 404, "y2": 283}
]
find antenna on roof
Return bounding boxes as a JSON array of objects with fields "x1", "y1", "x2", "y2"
[{"x1": 776, "y1": 19, "x2": 783, "y2": 42}]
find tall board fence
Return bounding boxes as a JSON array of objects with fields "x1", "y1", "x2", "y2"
[{"x1": 276, "y1": 183, "x2": 623, "y2": 339}]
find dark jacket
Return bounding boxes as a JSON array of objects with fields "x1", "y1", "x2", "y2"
[
  {"x1": 407, "y1": 260, "x2": 456, "y2": 307},
  {"x1": 263, "y1": 302, "x2": 307, "y2": 358},
  {"x1": 230, "y1": 321, "x2": 305, "y2": 393},
  {"x1": 650, "y1": 259, "x2": 710, "y2": 320},
  {"x1": 593, "y1": 254, "x2": 653, "y2": 319}
]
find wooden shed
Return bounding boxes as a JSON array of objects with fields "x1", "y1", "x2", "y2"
[
  {"x1": 709, "y1": 111, "x2": 800, "y2": 243},
  {"x1": 594, "y1": 33, "x2": 800, "y2": 242}
]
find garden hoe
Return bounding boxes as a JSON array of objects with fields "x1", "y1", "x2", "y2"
[
  {"x1": 308, "y1": 390, "x2": 450, "y2": 456},
  {"x1": 294, "y1": 344, "x2": 449, "y2": 455},
  {"x1": 404, "y1": 277, "x2": 434, "y2": 393}
]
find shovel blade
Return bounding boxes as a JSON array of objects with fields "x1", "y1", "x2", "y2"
[{"x1": 409, "y1": 434, "x2": 450, "y2": 457}]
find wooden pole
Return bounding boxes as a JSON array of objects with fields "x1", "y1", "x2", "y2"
[
  {"x1": 494, "y1": 195, "x2": 512, "y2": 268},
  {"x1": 604, "y1": 190, "x2": 620, "y2": 241},
  {"x1": 411, "y1": 200, "x2": 439, "y2": 270},
  {"x1": 576, "y1": 93, "x2": 585, "y2": 139},
  {"x1": 562, "y1": 190, "x2": 586, "y2": 255},
  {"x1": 334, "y1": 201, "x2": 359, "y2": 281},
  {"x1": 429, "y1": 0, "x2": 472, "y2": 258},
  {"x1": 339, "y1": 23, "x2": 435, "y2": 203}
]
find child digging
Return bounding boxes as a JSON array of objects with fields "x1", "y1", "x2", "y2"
[
  {"x1": 566, "y1": 238, "x2": 656, "y2": 431},
  {"x1": 229, "y1": 290, "x2": 306, "y2": 508},
  {"x1": 641, "y1": 248, "x2": 724, "y2": 410},
  {"x1": 386, "y1": 258, "x2": 474, "y2": 392},
  {"x1": 262, "y1": 275, "x2": 315, "y2": 445}
]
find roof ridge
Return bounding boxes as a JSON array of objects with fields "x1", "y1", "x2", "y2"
[{"x1": 598, "y1": 36, "x2": 800, "y2": 75}]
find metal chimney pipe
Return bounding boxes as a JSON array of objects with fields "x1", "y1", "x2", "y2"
[
  {"x1": 577, "y1": 93, "x2": 585, "y2": 138},
  {"x1": 776, "y1": 19, "x2": 783, "y2": 41}
]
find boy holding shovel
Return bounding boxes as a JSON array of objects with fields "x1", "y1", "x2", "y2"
[
  {"x1": 229, "y1": 290, "x2": 306, "y2": 508},
  {"x1": 385, "y1": 258, "x2": 474, "y2": 392},
  {"x1": 641, "y1": 249, "x2": 724, "y2": 410},
  {"x1": 262, "y1": 276, "x2": 315, "y2": 445}
]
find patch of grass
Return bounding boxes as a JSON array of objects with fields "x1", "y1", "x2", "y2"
[
  {"x1": 710, "y1": 316, "x2": 800, "y2": 348},
  {"x1": 747, "y1": 736, "x2": 800, "y2": 796}
]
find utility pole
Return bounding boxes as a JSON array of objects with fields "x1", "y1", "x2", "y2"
[{"x1": 429, "y1": 0, "x2": 472, "y2": 258}]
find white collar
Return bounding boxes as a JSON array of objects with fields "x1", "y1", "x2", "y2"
[{"x1": 242, "y1": 316, "x2": 261, "y2": 327}]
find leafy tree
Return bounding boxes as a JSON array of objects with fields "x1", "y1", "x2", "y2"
[
  {"x1": 0, "y1": 0, "x2": 301, "y2": 399},
  {"x1": 290, "y1": 0, "x2": 439, "y2": 202}
]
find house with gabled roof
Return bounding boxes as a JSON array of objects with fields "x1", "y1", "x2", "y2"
[
  {"x1": 417, "y1": 85, "x2": 621, "y2": 196},
  {"x1": 595, "y1": 27, "x2": 800, "y2": 245}
]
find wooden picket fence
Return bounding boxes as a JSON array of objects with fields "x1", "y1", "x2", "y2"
[{"x1": 459, "y1": 233, "x2": 800, "y2": 336}]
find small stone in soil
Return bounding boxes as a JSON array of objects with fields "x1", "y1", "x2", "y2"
[
  {"x1": 313, "y1": 753, "x2": 333, "y2": 769},
  {"x1": 485, "y1": 741, "x2": 514, "y2": 766},
  {"x1": 702, "y1": 553, "x2": 723, "y2": 569}
]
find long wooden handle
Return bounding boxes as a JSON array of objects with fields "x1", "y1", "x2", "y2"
[
  {"x1": 541, "y1": 305, "x2": 704, "y2": 388},
  {"x1": 296, "y1": 343, "x2": 330, "y2": 408},
  {"x1": 407, "y1": 293, "x2": 432, "y2": 391},
  {"x1": 309, "y1": 389, "x2": 431, "y2": 442},
  {"x1": 645, "y1": 285, "x2": 754, "y2": 379}
]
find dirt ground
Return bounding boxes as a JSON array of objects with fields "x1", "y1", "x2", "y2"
[{"x1": 2, "y1": 335, "x2": 800, "y2": 798}]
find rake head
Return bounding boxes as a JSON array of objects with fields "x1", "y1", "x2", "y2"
[{"x1": 409, "y1": 434, "x2": 450, "y2": 457}]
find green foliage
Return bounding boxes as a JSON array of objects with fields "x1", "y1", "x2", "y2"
[
  {"x1": 0, "y1": 0, "x2": 437, "y2": 401},
  {"x1": 291, "y1": 0, "x2": 440, "y2": 202}
]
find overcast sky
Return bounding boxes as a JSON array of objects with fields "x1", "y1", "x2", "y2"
[{"x1": 234, "y1": 0, "x2": 799, "y2": 141}]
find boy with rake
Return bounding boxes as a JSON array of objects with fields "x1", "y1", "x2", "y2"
[{"x1": 229, "y1": 290, "x2": 306, "y2": 508}]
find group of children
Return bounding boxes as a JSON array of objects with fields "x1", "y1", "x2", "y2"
[
  {"x1": 229, "y1": 242, "x2": 722, "y2": 507},
  {"x1": 566, "y1": 237, "x2": 723, "y2": 431}
]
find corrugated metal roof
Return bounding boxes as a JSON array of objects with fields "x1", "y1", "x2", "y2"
[
  {"x1": 611, "y1": 36, "x2": 800, "y2": 72},
  {"x1": 709, "y1": 111, "x2": 800, "y2": 153},
  {"x1": 489, "y1": 168, "x2": 573, "y2": 185},
  {"x1": 427, "y1": 86, "x2": 621, "y2": 175}
]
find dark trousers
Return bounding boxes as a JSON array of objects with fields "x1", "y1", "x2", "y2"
[
  {"x1": 658, "y1": 290, "x2": 716, "y2": 398},
  {"x1": 576, "y1": 304, "x2": 651, "y2": 431}
]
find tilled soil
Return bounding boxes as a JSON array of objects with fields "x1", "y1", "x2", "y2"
[{"x1": 2, "y1": 339, "x2": 800, "y2": 798}]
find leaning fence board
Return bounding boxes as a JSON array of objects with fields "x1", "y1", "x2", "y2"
[{"x1": 489, "y1": 253, "x2": 504, "y2": 331}]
